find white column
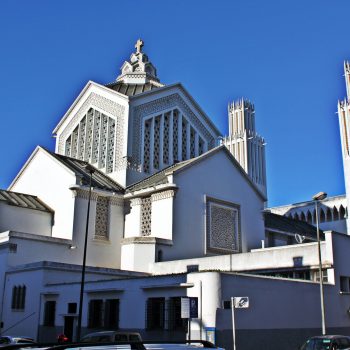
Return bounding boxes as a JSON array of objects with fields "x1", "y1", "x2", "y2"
[
  {"x1": 195, "y1": 132, "x2": 199, "y2": 157},
  {"x1": 150, "y1": 117, "x2": 155, "y2": 172},
  {"x1": 186, "y1": 123, "x2": 191, "y2": 159},
  {"x1": 160, "y1": 113, "x2": 164, "y2": 168},
  {"x1": 169, "y1": 110, "x2": 174, "y2": 164},
  {"x1": 178, "y1": 112, "x2": 182, "y2": 161}
]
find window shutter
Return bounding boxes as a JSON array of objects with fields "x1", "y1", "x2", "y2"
[
  {"x1": 146, "y1": 299, "x2": 152, "y2": 329},
  {"x1": 88, "y1": 301, "x2": 93, "y2": 328}
]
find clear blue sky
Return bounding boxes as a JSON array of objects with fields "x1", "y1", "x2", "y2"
[{"x1": 1, "y1": 0, "x2": 349, "y2": 207}]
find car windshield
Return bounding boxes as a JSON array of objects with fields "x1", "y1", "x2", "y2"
[
  {"x1": 0, "y1": 338, "x2": 10, "y2": 344},
  {"x1": 301, "y1": 338, "x2": 333, "y2": 350}
]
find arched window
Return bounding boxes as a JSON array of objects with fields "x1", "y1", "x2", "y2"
[
  {"x1": 300, "y1": 212, "x2": 306, "y2": 222},
  {"x1": 306, "y1": 211, "x2": 312, "y2": 224},
  {"x1": 333, "y1": 206, "x2": 339, "y2": 221},
  {"x1": 320, "y1": 209, "x2": 325, "y2": 223},
  {"x1": 326, "y1": 208, "x2": 332, "y2": 222},
  {"x1": 293, "y1": 213, "x2": 299, "y2": 221},
  {"x1": 340, "y1": 205, "x2": 346, "y2": 220}
]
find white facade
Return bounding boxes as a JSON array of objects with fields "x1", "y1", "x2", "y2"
[{"x1": 1, "y1": 40, "x2": 350, "y2": 350}]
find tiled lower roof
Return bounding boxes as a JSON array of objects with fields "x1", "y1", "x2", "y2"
[
  {"x1": 126, "y1": 160, "x2": 193, "y2": 192},
  {"x1": 47, "y1": 150, "x2": 124, "y2": 193},
  {"x1": 0, "y1": 189, "x2": 53, "y2": 212},
  {"x1": 264, "y1": 212, "x2": 324, "y2": 239}
]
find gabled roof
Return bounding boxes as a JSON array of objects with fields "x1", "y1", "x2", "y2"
[
  {"x1": 44, "y1": 149, "x2": 125, "y2": 193},
  {"x1": 264, "y1": 212, "x2": 324, "y2": 240},
  {"x1": 0, "y1": 189, "x2": 53, "y2": 213},
  {"x1": 126, "y1": 160, "x2": 191, "y2": 192},
  {"x1": 127, "y1": 146, "x2": 266, "y2": 200},
  {"x1": 105, "y1": 81, "x2": 161, "y2": 96}
]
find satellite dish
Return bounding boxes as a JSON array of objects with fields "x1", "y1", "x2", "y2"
[{"x1": 295, "y1": 234, "x2": 306, "y2": 244}]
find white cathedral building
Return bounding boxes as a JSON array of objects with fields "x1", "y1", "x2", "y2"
[{"x1": 1, "y1": 40, "x2": 350, "y2": 350}]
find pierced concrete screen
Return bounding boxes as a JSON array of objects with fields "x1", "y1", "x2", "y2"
[{"x1": 206, "y1": 197, "x2": 241, "y2": 253}]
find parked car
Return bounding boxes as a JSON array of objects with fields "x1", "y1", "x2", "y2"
[
  {"x1": 81, "y1": 331, "x2": 142, "y2": 343},
  {"x1": 299, "y1": 335, "x2": 350, "y2": 350},
  {"x1": 0, "y1": 336, "x2": 35, "y2": 346}
]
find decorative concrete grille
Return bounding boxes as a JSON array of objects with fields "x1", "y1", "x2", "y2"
[
  {"x1": 65, "y1": 136, "x2": 72, "y2": 156},
  {"x1": 92, "y1": 111, "x2": 101, "y2": 163},
  {"x1": 85, "y1": 108, "x2": 94, "y2": 161},
  {"x1": 107, "y1": 118, "x2": 116, "y2": 173},
  {"x1": 99, "y1": 115, "x2": 108, "y2": 168},
  {"x1": 143, "y1": 120, "x2": 151, "y2": 173},
  {"x1": 71, "y1": 126, "x2": 79, "y2": 158},
  {"x1": 95, "y1": 196, "x2": 109, "y2": 239},
  {"x1": 163, "y1": 112, "x2": 170, "y2": 164},
  {"x1": 190, "y1": 126, "x2": 195, "y2": 158},
  {"x1": 206, "y1": 198, "x2": 241, "y2": 253},
  {"x1": 140, "y1": 107, "x2": 207, "y2": 172},
  {"x1": 181, "y1": 119, "x2": 187, "y2": 161},
  {"x1": 78, "y1": 116, "x2": 86, "y2": 160},
  {"x1": 198, "y1": 137, "x2": 204, "y2": 156},
  {"x1": 133, "y1": 94, "x2": 216, "y2": 168},
  {"x1": 141, "y1": 196, "x2": 152, "y2": 236},
  {"x1": 154, "y1": 116, "x2": 160, "y2": 169},
  {"x1": 63, "y1": 107, "x2": 119, "y2": 172},
  {"x1": 173, "y1": 111, "x2": 178, "y2": 161}
]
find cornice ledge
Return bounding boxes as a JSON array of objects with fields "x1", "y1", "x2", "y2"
[{"x1": 151, "y1": 189, "x2": 176, "y2": 202}]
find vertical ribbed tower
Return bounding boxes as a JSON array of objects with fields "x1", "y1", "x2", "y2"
[
  {"x1": 222, "y1": 99, "x2": 267, "y2": 197},
  {"x1": 338, "y1": 61, "x2": 350, "y2": 232}
]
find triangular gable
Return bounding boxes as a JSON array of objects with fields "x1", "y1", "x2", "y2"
[
  {"x1": 168, "y1": 145, "x2": 267, "y2": 201},
  {"x1": 130, "y1": 82, "x2": 222, "y2": 138},
  {"x1": 52, "y1": 80, "x2": 129, "y2": 136}
]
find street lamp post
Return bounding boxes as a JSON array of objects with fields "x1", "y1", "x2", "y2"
[
  {"x1": 312, "y1": 191, "x2": 327, "y2": 335},
  {"x1": 77, "y1": 165, "x2": 95, "y2": 341}
]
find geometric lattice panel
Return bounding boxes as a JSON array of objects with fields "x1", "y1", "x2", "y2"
[
  {"x1": 141, "y1": 196, "x2": 152, "y2": 236},
  {"x1": 206, "y1": 197, "x2": 241, "y2": 253},
  {"x1": 95, "y1": 196, "x2": 109, "y2": 240}
]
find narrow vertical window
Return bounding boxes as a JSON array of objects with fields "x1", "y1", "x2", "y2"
[
  {"x1": 153, "y1": 116, "x2": 160, "y2": 169},
  {"x1": 92, "y1": 111, "x2": 101, "y2": 164},
  {"x1": 143, "y1": 120, "x2": 151, "y2": 173},
  {"x1": 163, "y1": 113, "x2": 170, "y2": 164},
  {"x1": 173, "y1": 110, "x2": 179, "y2": 161},
  {"x1": 146, "y1": 298, "x2": 165, "y2": 329},
  {"x1": 88, "y1": 299, "x2": 103, "y2": 328},
  {"x1": 44, "y1": 301, "x2": 56, "y2": 326},
  {"x1": 181, "y1": 119, "x2": 187, "y2": 161}
]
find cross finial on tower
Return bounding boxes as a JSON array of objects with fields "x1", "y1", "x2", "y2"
[{"x1": 135, "y1": 39, "x2": 144, "y2": 54}]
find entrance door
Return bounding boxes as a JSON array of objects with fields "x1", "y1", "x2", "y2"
[{"x1": 64, "y1": 316, "x2": 75, "y2": 342}]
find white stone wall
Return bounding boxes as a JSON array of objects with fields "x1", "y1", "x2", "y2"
[
  {"x1": 9, "y1": 148, "x2": 76, "y2": 239},
  {"x1": 159, "y1": 149, "x2": 265, "y2": 261},
  {"x1": 0, "y1": 202, "x2": 52, "y2": 236},
  {"x1": 149, "y1": 232, "x2": 333, "y2": 277}
]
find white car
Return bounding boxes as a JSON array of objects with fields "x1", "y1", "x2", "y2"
[{"x1": 0, "y1": 336, "x2": 35, "y2": 346}]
